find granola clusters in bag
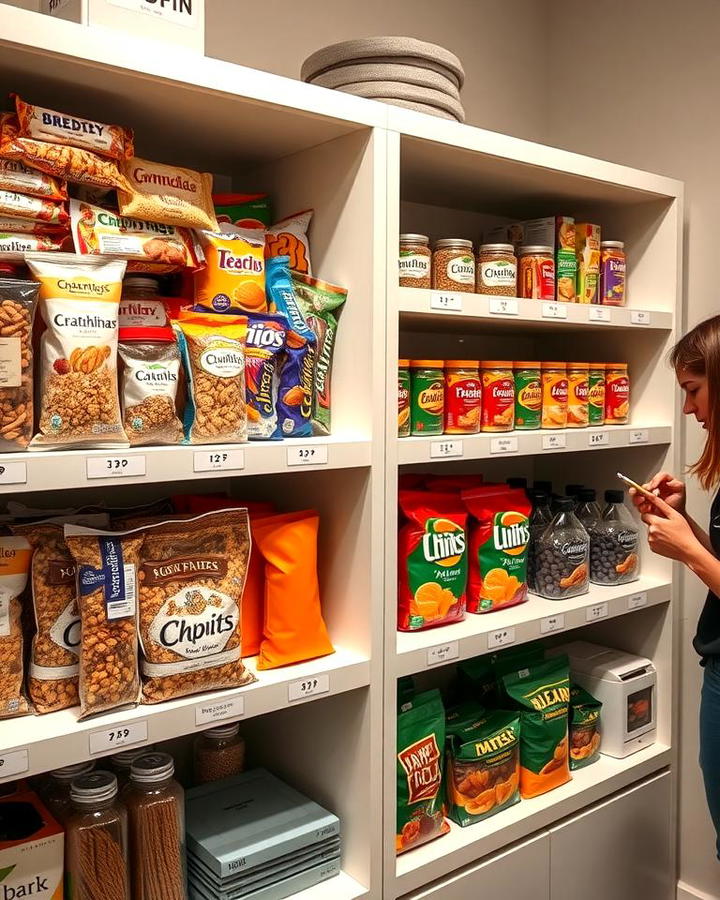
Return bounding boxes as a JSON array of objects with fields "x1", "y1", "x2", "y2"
[
  {"x1": 0, "y1": 278, "x2": 37, "y2": 450},
  {"x1": 119, "y1": 157, "x2": 217, "y2": 231},
  {"x1": 0, "y1": 535, "x2": 32, "y2": 719}
]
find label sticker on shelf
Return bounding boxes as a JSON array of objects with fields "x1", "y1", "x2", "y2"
[
  {"x1": 540, "y1": 613, "x2": 565, "y2": 635},
  {"x1": 490, "y1": 437, "x2": 518, "y2": 455},
  {"x1": 631, "y1": 310, "x2": 652, "y2": 326},
  {"x1": 0, "y1": 748, "x2": 29, "y2": 779},
  {"x1": 589, "y1": 307, "x2": 612, "y2": 323},
  {"x1": 431, "y1": 292, "x2": 463, "y2": 312},
  {"x1": 430, "y1": 440, "x2": 463, "y2": 459},
  {"x1": 288, "y1": 674, "x2": 330, "y2": 702},
  {"x1": 427, "y1": 641, "x2": 459, "y2": 667},
  {"x1": 0, "y1": 461, "x2": 27, "y2": 485},
  {"x1": 488, "y1": 297, "x2": 519, "y2": 316},
  {"x1": 629, "y1": 430, "x2": 649, "y2": 445},
  {"x1": 542, "y1": 433, "x2": 566, "y2": 451},
  {"x1": 586, "y1": 603, "x2": 609, "y2": 622},
  {"x1": 89, "y1": 720, "x2": 148, "y2": 755},
  {"x1": 628, "y1": 592, "x2": 648, "y2": 610},
  {"x1": 542, "y1": 302, "x2": 568, "y2": 320},
  {"x1": 194, "y1": 449, "x2": 245, "y2": 473},
  {"x1": 195, "y1": 696, "x2": 245, "y2": 726},
  {"x1": 87, "y1": 455, "x2": 146, "y2": 480},
  {"x1": 287, "y1": 445, "x2": 328, "y2": 467},
  {"x1": 588, "y1": 431, "x2": 610, "y2": 448},
  {"x1": 487, "y1": 627, "x2": 516, "y2": 649}
]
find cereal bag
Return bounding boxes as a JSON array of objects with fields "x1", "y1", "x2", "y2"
[
  {"x1": 194, "y1": 229, "x2": 266, "y2": 314},
  {"x1": 265, "y1": 209, "x2": 313, "y2": 274},
  {"x1": 462, "y1": 486, "x2": 531, "y2": 614},
  {"x1": 569, "y1": 684, "x2": 602, "y2": 769},
  {"x1": 245, "y1": 313, "x2": 287, "y2": 440},
  {"x1": 119, "y1": 157, "x2": 217, "y2": 231},
  {"x1": 0, "y1": 158, "x2": 66, "y2": 200},
  {"x1": 398, "y1": 490, "x2": 467, "y2": 631},
  {"x1": 0, "y1": 278, "x2": 37, "y2": 450},
  {"x1": 0, "y1": 189, "x2": 67, "y2": 225},
  {"x1": 25, "y1": 253, "x2": 128, "y2": 449},
  {"x1": 0, "y1": 535, "x2": 32, "y2": 719},
  {"x1": 214, "y1": 193, "x2": 272, "y2": 230}
]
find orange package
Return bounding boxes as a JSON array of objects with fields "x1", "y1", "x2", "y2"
[
  {"x1": 252, "y1": 511, "x2": 334, "y2": 669},
  {"x1": 194, "y1": 229, "x2": 267, "y2": 314},
  {"x1": 265, "y1": 209, "x2": 313, "y2": 275}
]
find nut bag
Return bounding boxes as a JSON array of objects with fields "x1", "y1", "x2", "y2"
[
  {"x1": 119, "y1": 157, "x2": 217, "y2": 231},
  {"x1": 569, "y1": 684, "x2": 602, "y2": 770},
  {"x1": 194, "y1": 228, "x2": 266, "y2": 314},
  {"x1": 0, "y1": 535, "x2": 32, "y2": 719},
  {"x1": 245, "y1": 313, "x2": 287, "y2": 440},
  {"x1": 137, "y1": 509, "x2": 256, "y2": 703},
  {"x1": 25, "y1": 253, "x2": 128, "y2": 449},
  {"x1": 501, "y1": 655, "x2": 571, "y2": 799},
  {"x1": 396, "y1": 688, "x2": 449, "y2": 854},
  {"x1": 0, "y1": 278, "x2": 37, "y2": 450},
  {"x1": 461, "y1": 486, "x2": 531, "y2": 614},
  {"x1": 265, "y1": 209, "x2": 313, "y2": 274},
  {"x1": 398, "y1": 490, "x2": 467, "y2": 632}
]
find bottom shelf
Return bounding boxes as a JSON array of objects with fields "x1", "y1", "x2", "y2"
[
  {"x1": 291, "y1": 871, "x2": 368, "y2": 899},
  {"x1": 395, "y1": 743, "x2": 672, "y2": 895}
]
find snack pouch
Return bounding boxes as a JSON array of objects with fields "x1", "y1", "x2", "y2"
[
  {"x1": 0, "y1": 188, "x2": 67, "y2": 225},
  {"x1": 0, "y1": 158, "x2": 66, "y2": 200},
  {"x1": 396, "y1": 688, "x2": 449, "y2": 854},
  {"x1": 0, "y1": 215, "x2": 67, "y2": 236},
  {"x1": 245, "y1": 312, "x2": 287, "y2": 439},
  {"x1": 445, "y1": 699, "x2": 486, "y2": 736},
  {"x1": 118, "y1": 157, "x2": 217, "y2": 231},
  {"x1": 398, "y1": 490, "x2": 467, "y2": 631},
  {"x1": 0, "y1": 535, "x2": 32, "y2": 719},
  {"x1": 446, "y1": 710, "x2": 521, "y2": 826},
  {"x1": 0, "y1": 278, "x2": 38, "y2": 450},
  {"x1": 456, "y1": 656, "x2": 498, "y2": 707},
  {"x1": 0, "y1": 233, "x2": 66, "y2": 258},
  {"x1": 194, "y1": 228, "x2": 266, "y2": 313},
  {"x1": 570, "y1": 684, "x2": 602, "y2": 769},
  {"x1": 501, "y1": 655, "x2": 571, "y2": 798},
  {"x1": 462, "y1": 486, "x2": 531, "y2": 614},
  {"x1": 214, "y1": 192, "x2": 272, "y2": 230},
  {"x1": 291, "y1": 271, "x2": 347, "y2": 436},
  {"x1": 265, "y1": 209, "x2": 313, "y2": 274}
]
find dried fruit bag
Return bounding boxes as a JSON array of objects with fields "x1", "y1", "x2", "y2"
[
  {"x1": 396, "y1": 688, "x2": 449, "y2": 854},
  {"x1": 569, "y1": 684, "x2": 602, "y2": 770},
  {"x1": 446, "y1": 710, "x2": 521, "y2": 827},
  {"x1": 398, "y1": 490, "x2": 467, "y2": 632},
  {"x1": 462, "y1": 486, "x2": 531, "y2": 614},
  {"x1": 194, "y1": 229, "x2": 266, "y2": 314},
  {"x1": 245, "y1": 313, "x2": 287, "y2": 440},
  {"x1": 501, "y1": 655, "x2": 571, "y2": 799}
]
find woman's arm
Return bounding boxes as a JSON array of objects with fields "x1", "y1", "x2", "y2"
[
  {"x1": 686, "y1": 512, "x2": 713, "y2": 553},
  {"x1": 686, "y1": 543, "x2": 720, "y2": 597}
]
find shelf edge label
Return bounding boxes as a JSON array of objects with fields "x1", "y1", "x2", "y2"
[
  {"x1": 487, "y1": 626, "x2": 516, "y2": 649},
  {"x1": 0, "y1": 461, "x2": 27, "y2": 485},
  {"x1": 488, "y1": 297, "x2": 519, "y2": 316},
  {"x1": 0, "y1": 749, "x2": 29, "y2": 779},
  {"x1": 195, "y1": 696, "x2": 244, "y2": 726},
  {"x1": 431, "y1": 292, "x2": 463, "y2": 312},
  {"x1": 89, "y1": 720, "x2": 148, "y2": 755},
  {"x1": 427, "y1": 641, "x2": 459, "y2": 667},
  {"x1": 288, "y1": 674, "x2": 330, "y2": 702},
  {"x1": 87, "y1": 455, "x2": 146, "y2": 479},
  {"x1": 194, "y1": 449, "x2": 245, "y2": 473},
  {"x1": 542, "y1": 433, "x2": 566, "y2": 451},
  {"x1": 540, "y1": 613, "x2": 565, "y2": 635},
  {"x1": 287, "y1": 445, "x2": 329, "y2": 467},
  {"x1": 490, "y1": 436, "x2": 518, "y2": 455},
  {"x1": 430, "y1": 440, "x2": 463, "y2": 459}
]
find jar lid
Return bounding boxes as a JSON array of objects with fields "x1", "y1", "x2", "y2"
[
  {"x1": 398, "y1": 359, "x2": 410, "y2": 367},
  {"x1": 556, "y1": 497, "x2": 575, "y2": 511},
  {"x1": 434, "y1": 239, "x2": 473, "y2": 250},
  {"x1": 130, "y1": 752, "x2": 175, "y2": 784},
  {"x1": 589, "y1": 362, "x2": 606, "y2": 368},
  {"x1": 579, "y1": 488, "x2": 597, "y2": 502},
  {"x1": 400, "y1": 233, "x2": 429, "y2": 243},
  {"x1": 514, "y1": 361, "x2": 540, "y2": 368},
  {"x1": 111, "y1": 747, "x2": 155, "y2": 769},
  {"x1": 71, "y1": 771, "x2": 118, "y2": 804},
  {"x1": 409, "y1": 359, "x2": 443, "y2": 367},
  {"x1": 605, "y1": 489, "x2": 625, "y2": 503},
  {"x1": 480, "y1": 360, "x2": 512, "y2": 367},
  {"x1": 123, "y1": 275, "x2": 160, "y2": 290},
  {"x1": 52, "y1": 761, "x2": 95, "y2": 782},
  {"x1": 568, "y1": 361, "x2": 589, "y2": 368},
  {"x1": 444, "y1": 359, "x2": 478, "y2": 368},
  {"x1": 541, "y1": 361, "x2": 567, "y2": 368},
  {"x1": 519, "y1": 245, "x2": 553, "y2": 255},
  {"x1": 203, "y1": 722, "x2": 241, "y2": 740},
  {"x1": 601, "y1": 241, "x2": 624, "y2": 249},
  {"x1": 606, "y1": 362, "x2": 628, "y2": 369},
  {"x1": 118, "y1": 326, "x2": 176, "y2": 342},
  {"x1": 479, "y1": 243, "x2": 515, "y2": 253}
]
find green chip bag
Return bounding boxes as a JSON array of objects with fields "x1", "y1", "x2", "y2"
[{"x1": 569, "y1": 684, "x2": 602, "y2": 769}]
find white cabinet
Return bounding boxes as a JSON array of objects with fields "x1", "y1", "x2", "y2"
[{"x1": 549, "y1": 771, "x2": 673, "y2": 900}]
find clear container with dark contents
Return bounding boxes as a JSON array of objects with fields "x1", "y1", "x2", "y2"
[
  {"x1": 575, "y1": 488, "x2": 602, "y2": 535},
  {"x1": 590, "y1": 489, "x2": 640, "y2": 585},
  {"x1": 534, "y1": 497, "x2": 590, "y2": 599},
  {"x1": 527, "y1": 490, "x2": 553, "y2": 594}
]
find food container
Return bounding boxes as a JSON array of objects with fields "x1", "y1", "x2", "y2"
[
  {"x1": 0, "y1": 787, "x2": 64, "y2": 899},
  {"x1": 410, "y1": 360, "x2": 444, "y2": 435},
  {"x1": 476, "y1": 243, "x2": 516, "y2": 296},
  {"x1": 576, "y1": 224, "x2": 601, "y2": 304},
  {"x1": 541, "y1": 362, "x2": 568, "y2": 429},
  {"x1": 567, "y1": 362, "x2": 589, "y2": 428},
  {"x1": 399, "y1": 234, "x2": 431, "y2": 288},
  {"x1": 194, "y1": 722, "x2": 246, "y2": 785},
  {"x1": 533, "y1": 497, "x2": 589, "y2": 599},
  {"x1": 513, "y1": 361, "x2": 541, "y2": 430},
  {"x1": 444, "y1": 360, "x2": 481, "y2": 434},
  {"x1": 110, "y1": 747, "x2": 156, "y2": 788},
  {"x1": 44, "y1": 760, "x2": 95, "y2": 823},
  {"x1": 398, "y1": 359, "x2": 410, "y2": 437},
  {"x1": 527, "y1": 490, "x2": 553, "y2": 592},
  {"x1": 480, "y1": 361, "x2": 514, "y2": 432},
  {"x1": 432, "y1": 239, "x2": 475, "y2": 292},
  {"x1": 600, "y1": 241, "x2": 626, "y2": 306},
  {"x1": 518, "y1": 245, "x2": 554, "y2": 300},
  {"x1": 590, "y1": 489, "x2": 640, "y2": 586},
  {"x1": 588, "y1": 363, "x2": 606, "y2": 426},
  {"x1": 604, "y1": 363, "x2": 630, "y2": 424}
]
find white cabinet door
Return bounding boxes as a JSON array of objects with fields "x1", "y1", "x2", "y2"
[
  {"x1": 400, "y1": 831, "x2": 550, "y2": 900},
  {"x1": 550, "y1": 771, "x2": 673, "y2": 900}
]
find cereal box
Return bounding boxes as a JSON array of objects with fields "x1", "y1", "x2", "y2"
[{"x1": 576, "y1": 223, "x2": 601, "y2": 304}]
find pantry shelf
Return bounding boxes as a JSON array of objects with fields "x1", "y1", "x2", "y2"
[
  {"x1": 290, "y1": 871, "x2": 368, "y2": 899},
  {"x1": 394, "y1": 743, "x2": 671, "y2": 895}
]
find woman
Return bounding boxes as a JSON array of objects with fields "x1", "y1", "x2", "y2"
[{"x1": 632, "y1": 314, "x2": 720, "y2": 857}]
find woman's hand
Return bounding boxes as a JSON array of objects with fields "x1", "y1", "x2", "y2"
[
  {"x1": 641, "y1": 493, "x2": 701, "y2": 563},
  {"x1": 630, "y1": 471, "x2": 686, "y2": 516}
]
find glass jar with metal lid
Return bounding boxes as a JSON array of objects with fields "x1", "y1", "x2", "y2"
[
  {"x1": 477, "y1": 243, "x2": 517, "y2": 296},
  {"x1": 110, "y1": 746, "x2": 156, "y2": 788},
  {"x1": 194, "y1": 722, "x2": 246, "y2": 785},
  {"x1": 399, "y1": 234, "x2": 431, "y2": 288},
  {"x1": 432, "y1": 239, "x2": 475, "y2": 292},
  {"x1": 600, "y1": 241, "x2": 626, "y2": 306},
  {"x1": 519, "y1": 245, "x2": 555, "y2": 300},
  {"x1": 44, "y1": 760, "x2": 95, "y2": 823}
]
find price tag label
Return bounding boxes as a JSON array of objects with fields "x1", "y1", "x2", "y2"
[
  {"x1": 586, "y1": 603, "x2": 609, "y2": 622},
  {"x1": 288, "y1": 674, "x2": 330, "y2": 703},
  {"x1": 540, "y1": 613, "x2": 565, "y2": 635},
  {"x1": 0, "y1": 749, "x2": 29, "y2": 779},
  {"x1": 487, "y1": 627, "x2": 516, "y2": 649},
  {"x1": 430, "y1": 440, "x2": 463, "y2": 459},
  {"x1": 490, "y1": 437, "x2": 518, "y2": 455},
  {"x1": 542, "y1": 433, "x2": 566, "y2": 451},
  {"x1": 488, "y1": 297, "x2": 519, "y2": 316},
  {"x1": 629, "y1": 430, "x2": 649, "y2": 445},
  {"x1": 431, "y1": 292, "x2": 463, "y2": 312},
  {"x1": 427, "y1": 641, "x2": 459, "y2": 667},
  {"x1": 628, "y1": 592, "x2": 648, "y2": 610},
  {"x1": 631, "y1": 310, "x2": 652, "y2": 326},
  {"x1": 588, "y1": 431, "x2": 609, "y2": 448},
  {"x1": 194, "y1": 449, "x2": 245, "y2": 473},
  {"x1": 89, "y1": 720, "x2": 148, "y2": 755},
  {"x1": 287, "y1": 445, "x2": 328, "y2": 467},
  {"x1": 589, "y1": 307, "x2": 612, "y2": 323},
  {"x1": 195, "y1": 696, "x2": 245, "y2": 726},
  {"x1": 87, "y1": 456, "x2": 146, "y2": 480},
  {"x1": 0, "y1": 461, "x2": 27, "y2": 485},
  {"x1": 542, "y1": 302, "x2": 568, "y2": 320}
]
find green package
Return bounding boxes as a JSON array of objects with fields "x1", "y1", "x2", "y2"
[
  {"x1": 456, "y1": 657, "x2": 498, "y2": 707},
  {"x1": 213, "y1": 193, "x2": 272, "y2": 230},
  {"x1": 569, "y1": 684, "x2": 602, "y2": 770},
  {"x1": 445, "y1": 699, "x2": 486, "y2": 736}
]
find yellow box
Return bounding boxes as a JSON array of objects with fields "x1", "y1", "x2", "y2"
[{"x1": 575, "y1": 223, "x2": 601, "y2": 304}]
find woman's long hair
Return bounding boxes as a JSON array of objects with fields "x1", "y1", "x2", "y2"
[{"x1": 671, "y1": 315, "x2": 720, "y2": 490}]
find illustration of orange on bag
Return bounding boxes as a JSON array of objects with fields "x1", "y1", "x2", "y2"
[{"x1": 194, "y1": 229, "x2": 267, "y2": 314}]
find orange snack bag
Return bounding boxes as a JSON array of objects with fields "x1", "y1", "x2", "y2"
[
  {"x1": 265, "y1": 209, "x2": 312, "y2": 274},
  {"x1": 194, "y1": 229, "x2": 267, "y2": 314}
]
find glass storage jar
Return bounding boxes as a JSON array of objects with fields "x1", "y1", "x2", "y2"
[
  {"x1": 534, "y1": 498, "x2": 590, "y2": 599},
  {"x1": 600, "y1": 241, "x2": 626, "y2": 306},
  {"x1": 590, "y1": 490, "x2": 640, "y2": 585},
  {"x1": 399, "y1": 234, "x2": 431, "y2": 288},
  {"x1": 519, "y1": 245, "x2": 555, "y2": 299},
  {"x1": 432, "y1": 239, "x2": 475, "y2": 292},
  {"x1": 476, "y1": 243, "x2": 517, "y2": 296},
  {"x1": 194, "y1": 722, "x2": 246, "y2": 785},
  {"x1": 604, "y1": 363, "x2": 630, "y2": 424},
  {"x1": 44, "y1": 761, "x2": 95, "y2": 824}
]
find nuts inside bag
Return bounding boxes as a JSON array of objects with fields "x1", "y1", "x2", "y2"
[
  {"x1": 0, "y1": 278, "x2": 38, "y2": 450},
  {"x1": 0, "y1": 535, "x2": 32, "y2": 719}
]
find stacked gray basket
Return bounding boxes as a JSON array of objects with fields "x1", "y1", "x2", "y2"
[{"x1": 301, "y1": 37, "x2": 465, "y2": 122}]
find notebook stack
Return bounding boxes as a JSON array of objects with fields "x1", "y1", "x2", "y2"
[{"x1": 185, "y1": 769, "x2": 341, "y2": 900}]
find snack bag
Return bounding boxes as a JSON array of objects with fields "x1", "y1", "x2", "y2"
[
  {"x1": 396, "y1": 689, "x2": 449, "y2": 854},
  {"x1": 570, "y1": 684, "x2": 602, "y2": 769},
  {"x1": 462, "y1": 486, "x2": 531, "y2": 614},
  {"x1": 0, "y1": 233, "x2": 66, "y2": 258},
  {"x1": 446, "y1": 710, "x2": 521, "y2": 826},
  {"x1": 0, "y1": 535, "x2": 32, "y2": 719},
  {"x1": 456, "y1": 656, "x2": 497, "y2": 707},
  {"x1": 194, "y1": 228, "x2": 266, "y2": 313},
  {"x1": 265, "y1": 209, "x2": 313, "y2": 274},
  {"x1": 118, "y1": 157, "x2": 217, "y2": 231},
  {"x1": 0, "y1": 188, "x2": 67, "y2": 225},
  {"x1": 501, "y1": 655, "x2": 571, "y2": 798},
  {"x1": 245, "y1": 313, "x2": 287, "y2": 439},
  {"x1": 214, "y1": 192, "x2": 272, "y2": 230},
  {"x1": 0, "y1": 214, "x2": 67, "y2": 236},
  {"x1": 0, "y1": 158, "x2": 66, "y2": 200},
  {"x1": 398, "y1": 490, "x2": 467, "y2": 632},
  {"x1": 0, "y1": 278, "x2": 38, "y2": 450},
  {"x1": 291, "y1": 271, "x2": 347, "y2": 436},
  {"x1": 445, "y1": 699, "x2": 486, "y2": 736}
]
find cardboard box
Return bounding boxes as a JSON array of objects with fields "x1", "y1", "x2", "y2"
[
  {"x1": 575, "y1": 223, "x2": 602, "y2": 304},
  {"x1": 0, "y1": 788, "x2": 64, "y2": 899}
]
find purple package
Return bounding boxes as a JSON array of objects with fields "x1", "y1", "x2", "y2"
[{"x1": 600, "y1": 242, "x2": 626, "y2": 306}]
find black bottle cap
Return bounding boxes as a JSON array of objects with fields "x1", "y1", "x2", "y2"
[
  {"x1": 556, "y1": 497, "x2": 575, "y2": 511},
  {"x1": 507, "y1": 477, "x2": 528, "y2": 489},
  {"x1": 579, "y1": 488, "x2": 597, "y2": 502},
  {"x1": 605, "y1": 489, "x2": 625, "y2": 504},
  {"x1": 533, "y1": 480, "x2": 553, "y2": 492},
  {"x1": 565, "y1": 484, "x2": 584, "y2": 497}
]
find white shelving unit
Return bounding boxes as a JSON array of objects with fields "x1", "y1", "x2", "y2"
[{"x1": 0, "y1": 8, "x2": 683, "y2": 899}]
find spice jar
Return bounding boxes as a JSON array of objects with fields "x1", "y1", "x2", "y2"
[
  {"x1": 194, "y1": 722, "x2": 246, "y2": 785},
  {"x1": 541, "y1": 362, "x2": 568, "y2": 429},
  {"x1": 398, "y1": 359, "x2": 410, "y2": 437},
  {"x1": 432, "y1": 239, "x2": 475, "y2": 292},
  {"x1": 476, "y1": 243, "x2": 517, "y2": 296},
  {"x1": 44, "y1": 761, "x2": 95, "y2": 824},
  {"x1": 534, "y1": 497, "x2": 590, "y2": 599},
  {"x1": 588, "y1": 363, "x2": 606, "y2": 427},
  {"x1": 125, "y1": 753, "x2": 185, "y2": 900},
  {"x1": 567, "y1": 362, "x2": 589, "y2": 428},
  {"x1": 514, "y1": 361, "x2": 541, "y2": 430},
  {"x1": 600, "y1": 241, "x2": 626, "y2": 306},
  {"x1": 590, "y1": 490, "x2": 640, "y2": 585},
  {"x1": 519, "y1": 246, "x2": 555, "y2": 300},
  {"x1": 410, "y1": 360, "x2": 444, "y2": 435},
  {"x1": 399, "y1": 234, "x2": 431, "y2": 288},
  {"x1": 480, "y1": 361, "x2": 514, "y2": 432},
  {"x1": 444, "y1": 360, "x2": 482, "y2": 434},
  {"x1": 604, "y1": 363, "x2": 630, "y2": 424},
  {"x1": 65, "y1": 771, "x2": 130, "y2": 900},
  {"x1": 111, "y1": 747, "x2": 155, "y2": 789}
]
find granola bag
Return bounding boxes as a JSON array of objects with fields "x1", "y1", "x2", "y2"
[
  {"x1": 25, "y1": 252, "x2": 129, "y2": 449},
  {"x1": 65, "y1": 525, "x2": 144, "y2": 719},
  {"x1": 0, "y1": 158, "x2": 66, "y2": 200},
  {"x1": 569, "y1": 684, "x2": 602, "y2": 770},
  {"x1": 194, "y1": 228, "x2": 267, "y2": 314},
  {"x1": 137, "y1": 509, "x2": 255, "y2": 703},
  {"x1": 0, "y1": 278, "x2": 37, "y2": 450},
  {"x1": 245, "y1": 313, "x2": 287, "y2": 439},
  {"x1": 118, "y1": 157, "x2": 217, "y2": 231},
  {"x1": 265, "y1": 209, "x2": 313, "y2": 274},
  {"x1": 0, "y1": 233, "x2": 66, "y2": 259},
  {"x1": 0, "y1": 535, "x2": 32, "y2": 719},
  {"x1": 0, "y1": 189, "x2": 67, "y2": 225}
]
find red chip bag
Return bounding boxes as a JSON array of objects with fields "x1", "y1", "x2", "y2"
[
  {"x1": 461, "y1": 486, "x2": 532, "y2": 614},
  {"x1": 423, "y1": 474, "x2": 484, "y2": 493},
  {"x1": 398, "y1": 491, "x2": 467, "y2": 632}
]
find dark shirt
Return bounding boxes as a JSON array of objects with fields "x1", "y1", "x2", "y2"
[{"x1": 694, "y1": 489, "x2": 720, "y2": 660}]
